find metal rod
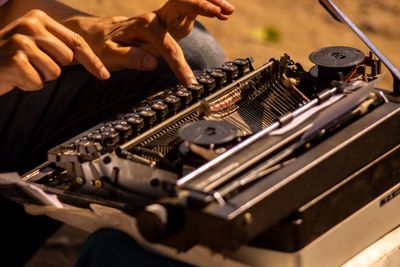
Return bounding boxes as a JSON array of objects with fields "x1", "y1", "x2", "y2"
[
  {"x1": 319, "y1": 0, "x2": 400, "y2": 95},
  {"x1": 176, "y1": 87, "x2": 339, "y2": 187}
]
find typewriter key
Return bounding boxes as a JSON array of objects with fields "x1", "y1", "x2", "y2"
[
  {"x1": 198, "y1": 74, "x2": 216, "y2": 95},
  {"x1": 101, "y1": 130, "x2": 119, "y2": 145},
  {"x1": 207, "y1": 69, "x2": 227, "y2": 88},
  {"x1": 100, "y1": 126, "x2": 116, "y2": 133},
  {"x1": 150, "y1": 100, "x2": 169, "y2": 119},
  {"x1": 233, "y1": 58, "x2": 252, "y2": 77},
  {"x1": 136, "y1": 107, "x2": 157, "y2": 127},
  {"x1": 222, "y1": 62, "x2": 239, "y2": 83},
  {"x1": 124, "y1": 113, "x2": 145, "y2": 133},
  {"x1": 175, "y1": 88, "x2": 193, "y2": 106},
  {"x1": 164, "y1": 94, "x2": 181, "y2": 113},
  {"x1": 87, "y1": 133, "x2": 103, "y2": 143},
  {"x1": 108, "y1": 120, "x2": 132, "y2": 140},
  {"x1": 186, "y1": 84, "x2": 204, "y2": 99}
]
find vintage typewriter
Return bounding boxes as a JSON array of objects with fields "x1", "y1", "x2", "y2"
[{"x1": 16, "y1": 0, "x2": 400, "y2": 266}]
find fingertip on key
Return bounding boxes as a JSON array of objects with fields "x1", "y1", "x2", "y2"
[{"x1": 101, "y1": 67, "x2": 111, "y2": 80}]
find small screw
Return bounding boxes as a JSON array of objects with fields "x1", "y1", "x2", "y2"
[
  {"x1": 244, "y1": 213, "x2": 253, "y2": 224},
  {"x1": 92, "y1": 179, "x2": 103, "y2": 188},
  {"x1": 74, "y1": 177, "x2": 84, "y2": 185}
]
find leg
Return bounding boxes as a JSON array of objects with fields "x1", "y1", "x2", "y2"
[
  {"x1": 76, "y1": 229, "x2": 192, "y2": 267},
  {"x1": 0, "y1": 21, "x2": 225, "y2": 266}
]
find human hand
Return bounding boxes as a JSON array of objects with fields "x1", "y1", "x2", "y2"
[
  {"x1": 64, "y1": 0, "x2": 234, "y2": 86},
  {"x1": 72, "y1": 14, "x2": 197, "y2": 85},
  {"x1": 0, "y1": 9, "x2": 109, "y2": 96},
  {"x1": 155, "y1": 0, "x2": 235, "y2": 40}
]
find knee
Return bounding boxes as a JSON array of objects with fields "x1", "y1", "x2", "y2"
[{"x1": 179, "y1": 21, "x2": 226, "y2": 71}]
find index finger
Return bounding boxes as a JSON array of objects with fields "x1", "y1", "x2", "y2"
[
  {"x1": 43, "y1": 16, "x2": 110, "y2": 80},
  {"x1": 170, "y1": 0, "x2": 235, "y2": 17},
  {"x1": 143, "y1": 21, "x2": 196, "y2": 85},
  {"x1": 207, "y1": 0, "x2": 235, "y2": 15}
]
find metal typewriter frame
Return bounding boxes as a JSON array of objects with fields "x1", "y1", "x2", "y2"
[{"x1": 18, "y1": 0, "x2": 400, "y2": 263}]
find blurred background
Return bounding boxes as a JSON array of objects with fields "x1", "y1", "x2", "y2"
[
  {"x1": 25, "y1": 0, "x2": 399, "y2": 266},
  {"x1": 62, "y1": 0, "x2": 400, "y2": 89}
]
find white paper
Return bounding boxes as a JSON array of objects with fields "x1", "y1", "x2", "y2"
[{"x1": 0, "y1": 172, "x2": 63, "y2": 208}]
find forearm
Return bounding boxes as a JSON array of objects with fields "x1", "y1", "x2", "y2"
[{"x1": 0, "y1": 0, "x2": 93, "y2": 28}]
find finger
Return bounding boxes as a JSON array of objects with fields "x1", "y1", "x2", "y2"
[
  {"x1": 171, "y1": 0, "x2": 235, "y2": 17},
  {"x1": 24, "y1": 41, "x2": 61, "y2": 81},
  {"x1": 207, "y1": 0, "x2": 235, "y2": 15},
  {"x1": 105, "y1": 40, "x2": 158, "y2": 71},
  {"x1": 12, "y1": 34, "x2": 61, "y2": 81},
  {"x1": 155, "y1": 0, "x2": 221, "y2": 18},
  {"x1": 43, "y1": 16, "x2": 110, "y2": 80},
  {"x1": 34, "y1": 30, "x2": 74, "y2": 66},
  {"x1": 217, "y1": 13, "x2": 230, "y2": 20},
  {"x1": 144, "y1": 20, "x2": 196, "y2": 85},
  {"x1": 11, "y1": 50, "x2": 44, "y2": 91}
]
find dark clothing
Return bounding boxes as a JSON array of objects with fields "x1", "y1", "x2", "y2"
[
  {"x1": 76, "y1": 229, "x2": 191, "y2": 267},
  {"x1": 0, "y1": 22, "x2": 225, "y2": 266}
]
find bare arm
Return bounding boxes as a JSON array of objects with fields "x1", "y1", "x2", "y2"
[
  {"x1": 0, "y1": 0, "x2": 235, "y2": 86},
  {"x1": 0, "y1": 0, "x2": 91, "y2": 28}
]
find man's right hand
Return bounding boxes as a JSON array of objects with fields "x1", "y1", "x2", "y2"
[{"x1": 0, "y1": 9, "x2": 110, "y2": 96}]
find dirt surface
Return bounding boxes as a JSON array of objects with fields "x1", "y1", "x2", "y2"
[
  {"x1": 61, "y1": 0, "x2": 400, "y2": 88},
  {"x1": 25, "y1": 1, "x2": 399, "y2": 266}
]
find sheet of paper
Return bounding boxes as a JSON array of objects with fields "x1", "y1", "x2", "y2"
[{"x1": 0, "y1": 172, "x2": 63, "y2": 208}]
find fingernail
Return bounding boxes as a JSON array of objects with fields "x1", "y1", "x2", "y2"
[
  {"x1": 187, "y1": 76, "x2": 197, "y2": 85},
  {"x1": 101, "y1": 67, "x2": 110, "y2": 79},
  {"x1": 142, "y1": 55, "x2": 158, "y2": 70},
  {"x1": 222, "y1": 0, "x2": 235, "y2": 13}
]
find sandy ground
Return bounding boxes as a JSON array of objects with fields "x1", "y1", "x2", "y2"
[
  {"x1": 61, "y1": 0, "x2": 400, "y2": 88},
  {"x1": 25, "y1": 0, "x2": 400, "y2": 266}
]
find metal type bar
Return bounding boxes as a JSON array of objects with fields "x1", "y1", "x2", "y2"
[
  {"x1": 319, "y1": 0, "x2": 400, "y2": 95},
  {"x1": 217, "y1": 84, "x2": 381, "y2": 197},
  {"x1": 120, "y1": 62, "x2": 274, "y2": 150},
  {"x1": 176, "y1": 86, "x2": 340, "y2": 187}
]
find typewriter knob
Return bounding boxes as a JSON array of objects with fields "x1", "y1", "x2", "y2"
[
  {"x1": 198, "y1": 74, "x2": 216, "y2": 95},
  {"x1": 150, "y1": 100, "x2": 169, "y2": 119},
  {"x1": 207, "y1": 69, "x2": 227, "y2": 88},
  {"x1": 87, "y1": 133, "x2": 103, "y2": 143},
  {"x1": 175, "y1": 88, "x2": 193, "y2": 106},
  {"x1": 100, "y1": 130, "x2": 119, "y2": 146},
  {"x1": 125, "y1": 113, "x2": 145, "y2": 133},
  {"x1": 222, "y1": 62, "x2": 239, "y2": 82},
  {"x1": 136, "y1": 107, "x2": 157, "y2": 127},
  {"x1": 186, "y1": 84, "x2": 204, "y2": 99},
  {"x1": 164, "y1": 94, "x2": 181, "y2": 113},
  {"x1": 110, "y1": 120, "x2": 132, "y2": 140},
  {"x1": 233, "y1": 58, "x2": 252, "y2": 77},
  {"x1": 137, "y1": 204, "x2": 168, "y2": 243}
]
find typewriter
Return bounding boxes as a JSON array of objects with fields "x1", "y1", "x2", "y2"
[{"x1": 16, "y1": 0, "x2": 400, "y2": 266}]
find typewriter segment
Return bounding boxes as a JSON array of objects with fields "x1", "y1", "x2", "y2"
[
  {"x1": 24, "y1": 46, "x2": 390, "y2": 251},
  {"x1": 37, "y1": 49, "x2": 381, "y2": 199},
  {"x1": 17, "y1": 1, "x2": 400, "y2": 264}
]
